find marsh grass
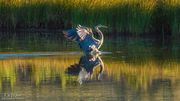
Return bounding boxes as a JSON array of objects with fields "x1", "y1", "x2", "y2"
[{"x1": 0, "y1": 0, "x2": 179, "y2": 36}]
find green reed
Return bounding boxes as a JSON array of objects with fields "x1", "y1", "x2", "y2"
[{"x1": 0, "y1": 0, "x2": 179, "y2": 36}]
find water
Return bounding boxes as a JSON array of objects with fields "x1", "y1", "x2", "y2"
[{"x1": 0, "y1": 31, "x2": 180, "y2": 101}]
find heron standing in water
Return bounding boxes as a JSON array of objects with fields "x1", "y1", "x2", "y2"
[{"x1": 63, "y1": 24, "x2": 107, "y2": 55}]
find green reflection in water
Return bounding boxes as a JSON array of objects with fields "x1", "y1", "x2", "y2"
[{"x1": 0, "y1": 54, "x2": 179, "y2": 92}]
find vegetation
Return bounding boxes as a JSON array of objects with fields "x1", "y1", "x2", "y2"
[{"x1": 0, "y1": 0, "x2": 179, "y2": 36}]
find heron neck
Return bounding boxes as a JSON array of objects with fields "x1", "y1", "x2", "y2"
[{"x1": 96, "y1": 27, "x2": 104, "y2": 49}]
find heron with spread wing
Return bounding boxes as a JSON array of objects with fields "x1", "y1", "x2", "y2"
[{"x1": 63, "y1": 25, "x2": 107, "y2": 55}]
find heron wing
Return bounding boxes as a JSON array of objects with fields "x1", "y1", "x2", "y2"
[
  {"x1": 76, "y1": 26, "x2": 90, "y2": 41},
  {"x1": 63, "y1": 25, "x2": 99, "y2": 53},
  {"x1": 63, "y1": 28, "x2": 80, "y2": 42},
  {"x1": 63, "y1": 26, "x2": 91, "y2": 42}
]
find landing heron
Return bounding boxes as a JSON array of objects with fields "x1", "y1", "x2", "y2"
[{"x1": 63, "y1": 24, "x2": 107, "y2": 55}]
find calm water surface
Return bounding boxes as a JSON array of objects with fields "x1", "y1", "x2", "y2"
[{"x1": 0, "y1": 32, "x2": 180, "y2": 101}]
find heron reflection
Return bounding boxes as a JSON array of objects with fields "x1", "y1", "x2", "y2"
[{"x1": 66, "y1": 54, "x2": 104, "y2": 84}]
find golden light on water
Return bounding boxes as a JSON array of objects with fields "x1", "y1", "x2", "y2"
[{"x1": 0, "y1": 55, "x2": 179, "y2": 91}]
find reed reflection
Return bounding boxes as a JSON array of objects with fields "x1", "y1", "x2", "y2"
[
  {"x1": 0, "y1": 54, "x2": 180, "y2": 98},
  {"x1": 66, "y1": 54, "x2": 104, "y2": 84}
]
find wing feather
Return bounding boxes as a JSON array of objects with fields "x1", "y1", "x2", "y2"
[
  {"x1": 63, "y1": 25, "x2": 91, "y2": 42},
  {"x1": 76, "y1": 26, "x2": 90, "y2": 40},
  {"x1": 63, "y1": 29, "x2": 80, "y2": 42}
]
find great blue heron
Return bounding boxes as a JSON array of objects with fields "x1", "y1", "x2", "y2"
[
  {"x1": 63, "y1": 25, "x2": 107, "y2": 55},
  {"x1": 66, "y1": 54, "x2": 104, "y2": 84}
]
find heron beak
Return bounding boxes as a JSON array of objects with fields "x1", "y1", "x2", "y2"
[
  {"x1": 97, "y1": 25, "x2": 108, "y2": 28},
  {"x1": 101, "y1": 25, "x2": 108, "y2": 28}
]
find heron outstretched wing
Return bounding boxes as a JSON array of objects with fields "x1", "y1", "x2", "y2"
[
  {"x1": 63, "y1": 25, "x2": 100, "y2": 53},
  {"x1": 63, "y1": 28, "x2": 80, "y2": 42},
  {"x1": 76, "y1": 25, "x2": 91, "y2": 41},
  {"x1": 63, "y1": 25, "x2": 91, "y2": 42}
]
